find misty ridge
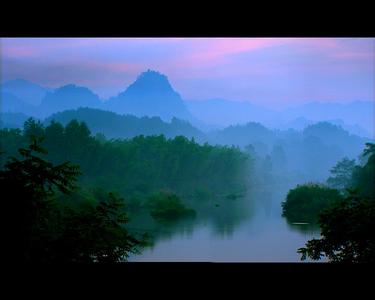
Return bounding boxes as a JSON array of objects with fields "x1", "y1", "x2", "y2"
[
  {"x1": 1, "y1": 70, "x2": 374, "y2": 185},
  {"x1": 1, "y1": 70, "x2": 374, "y2": 136}
]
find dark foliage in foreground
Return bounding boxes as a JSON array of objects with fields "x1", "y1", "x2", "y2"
[
  {"x1": 298, "y1": 190, "x2": 375, "y2": 262},
  {"x1": 298, "y1": 143, "x2": 375, "y2": 262},
  {"x1": 1, "y1": 138, "x2": 143, "y2": 262}
]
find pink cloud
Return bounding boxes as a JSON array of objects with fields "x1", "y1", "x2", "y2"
[
  {"x1": 172, "y1": 38, "x2": 342, "y2": 67},
  {"x1": 198, "y1": 38, "x2": 283, "y2": 57},
  {"x1": 149, "y1": 38, "x2": 285, "y2": 80},
  {"x1": 176, "y1": 38, "x2": 282, "y2": 64}
]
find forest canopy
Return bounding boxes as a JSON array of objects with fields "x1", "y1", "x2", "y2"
[
  {"x1": 1, "y1": 118, "x2": 252, "y2": 254},
  {"x1": 282, "y1": 184, "x2": 343, "y2": 223}
]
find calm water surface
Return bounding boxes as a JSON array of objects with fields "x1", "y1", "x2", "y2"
[{"x1": 128, "y1": 185, "x2": 323, "y2": 262}]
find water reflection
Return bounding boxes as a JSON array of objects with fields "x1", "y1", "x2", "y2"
[
  {"x1": 127, "y1": 211, "x2": 198, "y2": 243},
  {"x1": 129, "y1": 195, "x2": 255, "y2": 244},
  {"x1": 286, "y1": 221, "x2": 320, "y2": 235},
  {"x1": 208, "y1": 195, "x2": 255, "y2": 238},
  {"x1": 128, "y1": 185, "x2": 325, "y2": 262}
]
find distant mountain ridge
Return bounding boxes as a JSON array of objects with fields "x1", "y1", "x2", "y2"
[
  {"x1": 45, "y1": 107, "x2": 205, "y2": 142},
  {"x1": 1, "y1": 72, "x2": 373, "y2": 138},
  {"x1": 185, "y1": 98, "x2": 374, "y2": 138},
  {"x1": 40, "y1": 84, "x2": 103, "y2": 116},
  {"x1": 282, "y1": 101, "x2": 374, "y2": 137},
  {"x1": 1, "y1": 79, "x2": 52, "y2": 106},
  {"x1": 278, "y1": 117, "x2": 371, "y2": 138},
  {"x1": 106, "y1": 70, "x2": 192, "y2": 122},
  {"x1": 0, "y1": 90, "x2": 35, "y2": 113},
  {"x1": 185, "y1": 98, "x2": 278, "y2": 128},
  {"x1": 1, "y1": 71, "x2": 194, "y2": 123}
]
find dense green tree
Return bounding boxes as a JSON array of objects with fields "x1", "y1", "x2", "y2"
[
  {"x1": 326, "y1": 157, "x2": 356, "y2": 191},
  {"x1": 363, "y1": 142, "x2": 375, "y2": 157},
  {"x1": 298, "y1": 143, "x2": 375, "y2": 262},
  {"x1": 1, "y1": 138, "x2": 142, "y2": 262},
  {"x1": 298, "y1": 190, "x2": 375, "y2": 262},
  {"x1": 282, "y1": 184, "x2": 343, "y2": 223},
  {"x1": 351, "y1": 143, "x2": 375, "y2": 198},
  {"x1": 52, "y1": 192, "x2": 143, "y2": 262},
  {"x1": 1, "y1": 137, "x2": 80, "y2": 261},
  {"x1": 147, "y1": 191, "x2": 196, "y2": 222},
  {"x1": 45, "y1": 107, "x2": 206, "y2": 142},
  {"x1": 0, "y1": 128, "x2": 26, "y2": 167},
  {"x1": 44, "y1": 120, "x2": 65, "y2": 163},
  {"x1": 23, "y1": 117, "x2": 44, "y2": 140}
]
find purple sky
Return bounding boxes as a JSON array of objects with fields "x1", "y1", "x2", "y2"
[{"x1": 1, "y1": 38, "x2": 374, "y2": 108}]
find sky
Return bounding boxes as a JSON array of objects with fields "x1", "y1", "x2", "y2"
[{"x1": 1, "y1": 38, "x2": 374, "y2": 108}]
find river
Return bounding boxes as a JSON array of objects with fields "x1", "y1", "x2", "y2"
[{"x1": 128, "y1": 183, "x2": 323, "y2": 262}]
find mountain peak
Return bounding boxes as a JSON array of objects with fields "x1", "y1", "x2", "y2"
[
  {"x1": 107, "y1": 70, "x2": 191, "y2": 122},
  {"x1": 124, "y1": 69, "x2": 174, "y2": 95},
  {"x1": 138, "y1": 69, "x2": 168, "y2": 82},
  {"x1": 40, "y1": 84, "x2": 102, "y2": 116},
  {"x1": 57, "y1": 84, "x2": 96, "y2": 95}
]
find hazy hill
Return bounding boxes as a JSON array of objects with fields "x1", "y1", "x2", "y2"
[
  {"x1": 279, "y1": 117, "x2": 371, "y2": 138},
  {"x1": 1, "y1": 79, "x2": 51, "y2": 106},
  {"x1": 302, "y1": 122, "x2": 366, "y2": 157},
  {"x1": 45, "y1": 107, "x2": 205, "y2": 142},
  {"x1": 185, "y1": 98, "x2": 278, "y2": 128},
  {"x1": 327, "y1": 119, "x2": 371, "y2": 138},
  {"x1": 0, "y1": 90, "x2": 40, "y2": 119},
  {"x1": 209, "y1": 121, "x2": 276, "y2": 148},
  {"x1": 106, "y1": 70, "x2": 192, "y2": 122},
  {"x1": 40, "y1": 84, "x2": 103, "y2": 117},
  {"x1": 185, "y1": 98, "x2": 374, "y2": 138},
  {"x1": 209, "y1": 120, "x2": 371, "y2": 181},
  {"x1": 282, "y1": 101, "x2": 374, "y2": 137}
]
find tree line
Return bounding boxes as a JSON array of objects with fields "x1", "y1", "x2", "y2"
[{"x1": 1, "y1": 118, "x2": 252, "y2": 262}]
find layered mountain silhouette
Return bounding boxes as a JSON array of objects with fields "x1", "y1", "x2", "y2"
[
  {"x1": 0, "y1": 90, "x2": 35, "y2": 113},
  {"x1": 1, "y1": 71, "x2": 373, "y2": 138},
  {"x1": 106, "y1": 70, "x2": 192, "y2": 122},
  {"x1": 282, "y1": 101, "x2": 374, "y2": 136},
  {"x1": 45, "y1": 107, "x2": 205, "y2": 142},
  {"x1": 209, "y1": 121, "x2": 275, "y2": 148},
  {"x1": 186, "y1": 98, "x2": 374, "y2": 138},
  {"x1": 40, "y1": 84, "x2": 103, "y2": 116},
  {"x1": 185, "y1": 98, "x2": 278, "y2": 127},
  {"x1": 0, "y1": 79, "x2": 51, "y2": 116},
  {"x1": 1, "y1": 79, "x2": 52, "y2": 106},
  {"x1": 1, "y1": 72, "x2": 193, "y2": 123},
  {"x1": 278, "y1": 117, "x2": 371, "y2": 138}
]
